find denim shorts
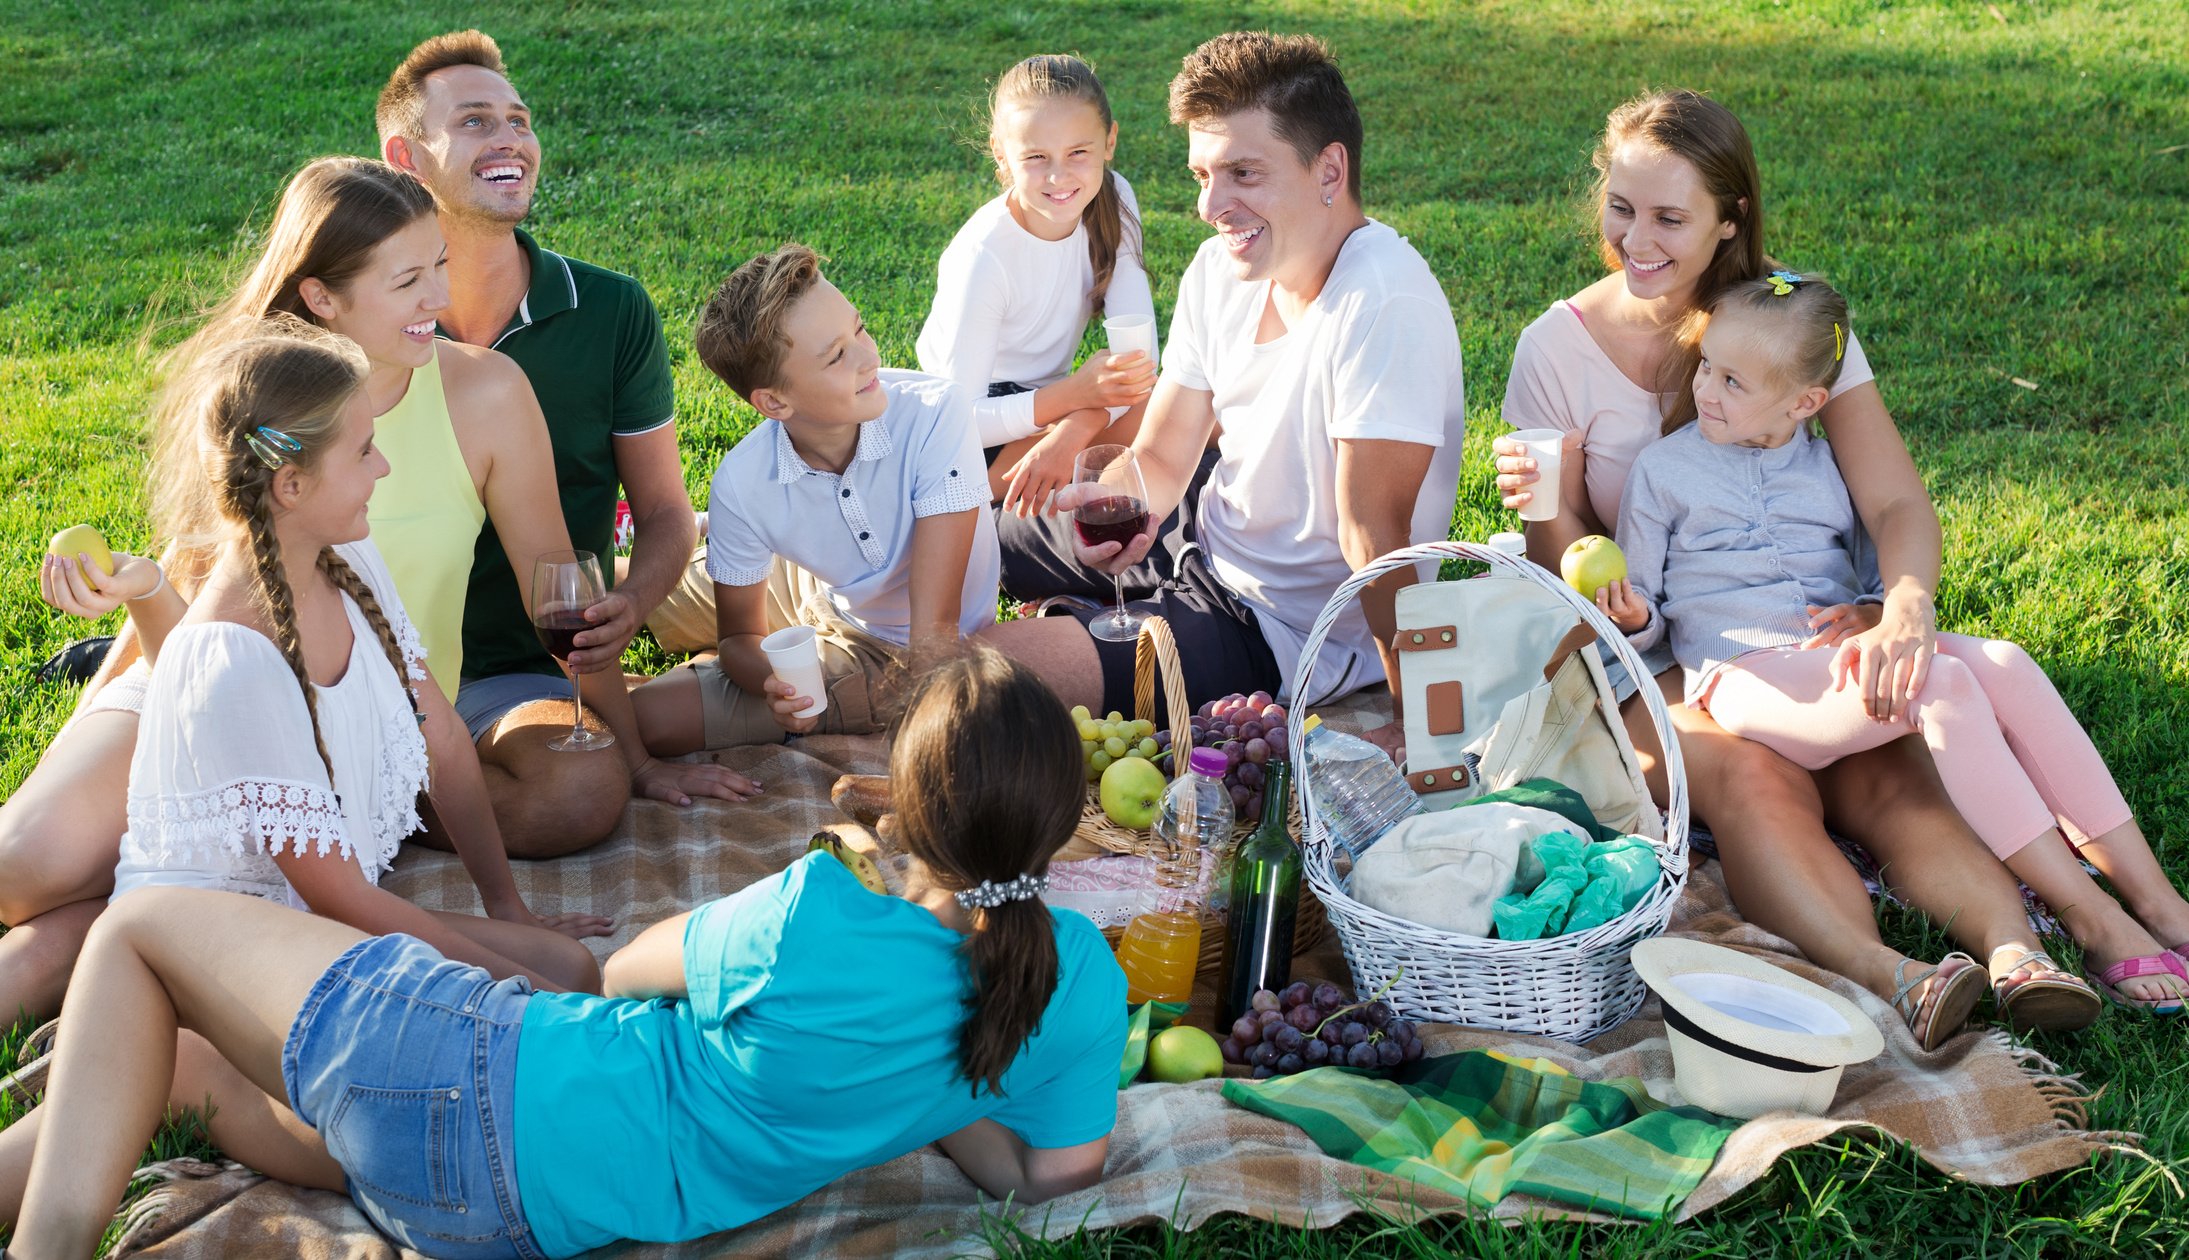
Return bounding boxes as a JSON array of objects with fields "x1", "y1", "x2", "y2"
[
  {"x1": 283, "y1": 934, "x2": 546, "y2": 1260},
  {"x1": 453, "y1": 672, "x2": 575, "y2": 742}
]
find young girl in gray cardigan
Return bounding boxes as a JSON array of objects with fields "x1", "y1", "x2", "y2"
[{"x1": 1598, "y1": 273, "x2": 2185, "y2": 1018}]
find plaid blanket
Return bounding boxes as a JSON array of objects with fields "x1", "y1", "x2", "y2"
[
  {"x1": 1220, "y1": 1050, "x2": 1740, "y2": 1220},
  {"x1": 103, "y1": 690, "x2": 2131, "y2": 1258}
]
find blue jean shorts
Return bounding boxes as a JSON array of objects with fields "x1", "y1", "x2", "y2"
[
  {"x1": 454, "y1": 672, "x2": 574, "y2": 742},
  {"x1": 283, "y1": 934, "x2": 546, "y2": 1260}
]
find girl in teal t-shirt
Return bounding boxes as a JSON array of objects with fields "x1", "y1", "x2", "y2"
[{"x1": 8, "y1": 649, "x2": 1127, "y2": 1258}]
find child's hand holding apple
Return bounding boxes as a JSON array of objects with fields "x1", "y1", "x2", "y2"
[
  {"x1": 41, "y1": 524, "x2": 163, "y2": 619},
  {"x1": 1594, "y1": 578, "x2": 1651, "y2": 634}
]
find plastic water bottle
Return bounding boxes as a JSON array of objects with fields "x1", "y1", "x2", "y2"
[
  {"x1": 1115, "y1": 747, "x2": 1233, "y2": 1005},
  {"x1": 1302, "y1": 715, "x2": 1422, "y2": 859}
]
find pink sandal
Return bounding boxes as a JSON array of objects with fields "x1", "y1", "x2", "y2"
[{"x1": 2086, "y1": 952, "x2": 2189, "y2": 1016}]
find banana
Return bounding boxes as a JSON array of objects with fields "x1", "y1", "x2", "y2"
[{"x1": 807, "y1": 830, "x2": 888, "y2": 896}]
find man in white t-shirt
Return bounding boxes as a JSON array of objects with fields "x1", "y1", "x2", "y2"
[{"x1": 1001, "y1": 32, "x2": 1464, "y2": 736}]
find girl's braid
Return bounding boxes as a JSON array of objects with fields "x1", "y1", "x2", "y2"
[
  {"x1": 234, "y1": 454, "x2": 334, "y2": 783},
  {"x1": 321, "y1": 547, "x2": 424, "y2": 727}
]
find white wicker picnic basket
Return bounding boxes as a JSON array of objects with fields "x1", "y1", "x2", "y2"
[{"x1": 1287, "y1": 540, "x2": 1691, "y2": 1043}]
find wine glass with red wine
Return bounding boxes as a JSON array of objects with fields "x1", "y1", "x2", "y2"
[
  {"x1": 1071, "y1": 444, "x2": 1151, "y2": 643},
  {"x1": 531, "y1": 550, "x2": 616, "y2": 753}
]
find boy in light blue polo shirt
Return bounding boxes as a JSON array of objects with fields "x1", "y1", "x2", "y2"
[{"x1": 631, "y1": 243, "x2": 999, "y2": 752}]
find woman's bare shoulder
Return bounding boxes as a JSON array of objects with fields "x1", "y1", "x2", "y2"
[
  {"x1": 435, "y1": 342, "x2": 548, "y2": 460},
  {"x1": 436, "y1": 340, "x2": 535, "y2": 406}
]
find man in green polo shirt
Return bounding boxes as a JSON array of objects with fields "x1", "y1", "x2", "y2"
[{"x1": 379, "y1": 30, "x2": 758, "y2": 857}]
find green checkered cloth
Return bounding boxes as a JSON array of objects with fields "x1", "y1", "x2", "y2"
[{"x1": 1221, "y1": 1049, "x2": 1740, "y2": 1220}]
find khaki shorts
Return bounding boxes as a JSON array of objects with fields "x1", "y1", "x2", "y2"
[
  {"x1": 675, "y1": 550, "x2": 902, "y2": 746},
  {"x1": 646, "y1": 542, "x2": 729, "y2": 655}
]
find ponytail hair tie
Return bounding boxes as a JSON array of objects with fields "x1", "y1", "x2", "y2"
[
  {"x1": 1833, "y1": 322, "x2": 1844, "y2": 362},
  {"x1": 954, "y1": 873, "x2": 1049, "y2": 911},
  {"x1": 243, "y1": 425, "x2": 303, "y2": 469},
  {"x1": 1765, "y1": 269, "x2": 1802, "y2": 297}
]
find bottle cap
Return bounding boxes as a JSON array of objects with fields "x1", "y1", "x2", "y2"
[
  {"x1": 1188, "y1": 747, "x2": 1229, "y2": 778},
  {"x1": 1486, "y1": 531, "x2": 1527, "y2": 556}
]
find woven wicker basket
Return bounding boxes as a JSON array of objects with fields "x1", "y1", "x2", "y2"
[
  {"x1": 1068, "y1": 615, "x2": 1328, "y2": 969},
  {"x1": 1287, "y1": 541, "x2": 1690, "y2": 1043}
]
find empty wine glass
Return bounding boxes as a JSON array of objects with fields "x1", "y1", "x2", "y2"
[
  {"x1": 1071, "y1": 444, "x2": 1151, "y2": 643},
  {"x1": 531, "y1": 550, "x2": 616, "y2": 753}
]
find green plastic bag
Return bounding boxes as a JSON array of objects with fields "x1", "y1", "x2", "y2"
[
  {"x1": 1562, "y1": 877, "x2": 1628, "y2": 933},
  {"x1": 1496, "y1": 831, "x2": 1593, "y2": 939},
  {"x1": 1584, "y1": 835, "x2": 1662, "y2": 912},
  {"x1": 1494, "y1": 864, "x2": 1586, "y2": 939}
]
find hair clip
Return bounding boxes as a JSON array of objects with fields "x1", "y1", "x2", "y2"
[
  {"x1": 1765, "y1": 269, "x2": 1802, "y2": 297},
  {"x1": 952, "y1": 873, "x2": 1049, "y2": 911},
  {"x1": 243, "y1": 425, "x2": 303, "y2": 470},
  {"x1": 1833, "y1": 321, "x2": 1844, "y2": 362}
]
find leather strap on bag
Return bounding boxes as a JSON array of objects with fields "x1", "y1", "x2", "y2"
[
  {"x1": 1423, "y1": 679, "x2": 1464, "y2": 736},
  {"x1": 1544, "y1": 620, "x2": 1597, "y2": 681},
  {"x1": 1406, "y1": 762, "x2": 1473, "y2": 793},
  {"x1": 1393, "y1": 626, "x2": 1457, "y2": 652}
]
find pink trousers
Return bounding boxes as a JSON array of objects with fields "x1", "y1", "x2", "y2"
[{"x1": 1702, "y1": 633, "x2": 2133, "y2": 860}]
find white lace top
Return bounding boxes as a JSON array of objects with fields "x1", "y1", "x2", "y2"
[{"x1": 110, "y1": 539, "x2": 431, "y2": 909}]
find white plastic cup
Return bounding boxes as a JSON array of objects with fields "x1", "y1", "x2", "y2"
[
  {"x1": 760, "y1": 625, "x2": 827, "y2": 719},
  {"x1": 1103, "y1": 314, "x2": 1157, "y2": 368},
  {"x1": 1508, "y1": 428, "x2": 1564, "y2": 522}
]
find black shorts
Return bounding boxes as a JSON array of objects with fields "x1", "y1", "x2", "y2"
[
  {"x1": 998, "y1": 448, "x2": 1219, "y2": 605},
  {"x1": 983, "y1": 381, "x2": 1032, "y2": 468},
  {"x1": 1068, "y1": 546, "x2": 1281, "y2": 719}
]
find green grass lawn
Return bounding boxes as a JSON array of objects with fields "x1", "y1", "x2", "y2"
[{"x1": 5, "y1": 0, "x2": 2188, "y2": 1254}]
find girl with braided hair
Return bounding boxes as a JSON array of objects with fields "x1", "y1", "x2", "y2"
[
  {"x1": 96, "y1": 319, "x2": 602, "y2": 988},
  {"x1": 7, "y1": 648, "x2": 1124, "y2": 1256},
  {"x1": 1, "y1": 321, "x2": 614, "y2": 1230}
]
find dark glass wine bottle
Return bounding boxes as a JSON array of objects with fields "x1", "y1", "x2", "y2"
[{"x1": 1217, "y1": 758, "x2": 1302, "y2": 1029}]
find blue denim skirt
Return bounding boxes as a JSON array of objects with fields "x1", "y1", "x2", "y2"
[{"x1": 282, "y1": 933, "x2": 546, "y2": 1260}]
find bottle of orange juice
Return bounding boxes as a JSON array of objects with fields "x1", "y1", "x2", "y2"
[{"x1": 1116, "y1": 747, "x2": 1233, "y2": 1004}]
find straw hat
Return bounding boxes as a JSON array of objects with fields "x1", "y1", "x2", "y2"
[{"x1": 1633, "y1": 938, "x2": 1883, "y2": 1120}]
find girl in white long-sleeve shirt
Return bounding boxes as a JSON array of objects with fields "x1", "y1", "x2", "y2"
[{"x1": 917, "y1": 54, "x2": 1157, "y2": 515}]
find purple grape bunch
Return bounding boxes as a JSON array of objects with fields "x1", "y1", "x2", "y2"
[
  {"x1": 1217, "y1": 980, "x2": 1425, "y2": 1079},
  {"x1": 1188, "y1": 691, "x2": 1291, "y2": 824}
]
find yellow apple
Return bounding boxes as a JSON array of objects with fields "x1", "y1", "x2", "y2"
[
  {"x1": 1560, "y1": 535, "x2": 1627, "y2": 600},
  {"x1": 50, "y1": 524, "x2": 115, "y2": 589}
]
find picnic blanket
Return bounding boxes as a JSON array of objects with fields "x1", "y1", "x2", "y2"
[
  {"x1": 105, "y1": 691, "x2": 2135, "y2": 1258},
  {"x1": 1220, "y1": 1049, "x2": 1741, "y2": 1220}
]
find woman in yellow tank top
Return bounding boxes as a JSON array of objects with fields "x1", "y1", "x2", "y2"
[{"x1": 1, "y1": 159, "x2": 609, "y2": 1027}]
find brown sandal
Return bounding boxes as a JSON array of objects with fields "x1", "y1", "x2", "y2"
[
  {"x1": 1891, "y1": 952, "x2": 1987, "y2": 1052},
  {"x1": 1990, "y1": 946, "x2": 2102, "y2": 1033}
]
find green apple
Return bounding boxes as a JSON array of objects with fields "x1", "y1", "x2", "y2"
[
  {"x1": 1146, "y1": 1025, "x2": 1225, "y2": 1083},
  {"x1": 1099, "y1": 756, "x2": 1166, "y2": 830},
  {"x1": 1560, "y1": 534, "x2": 1627, "y2": 600},
  {"x1": 50, "y1": 524, "x2": 115, "y2": 589}
]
